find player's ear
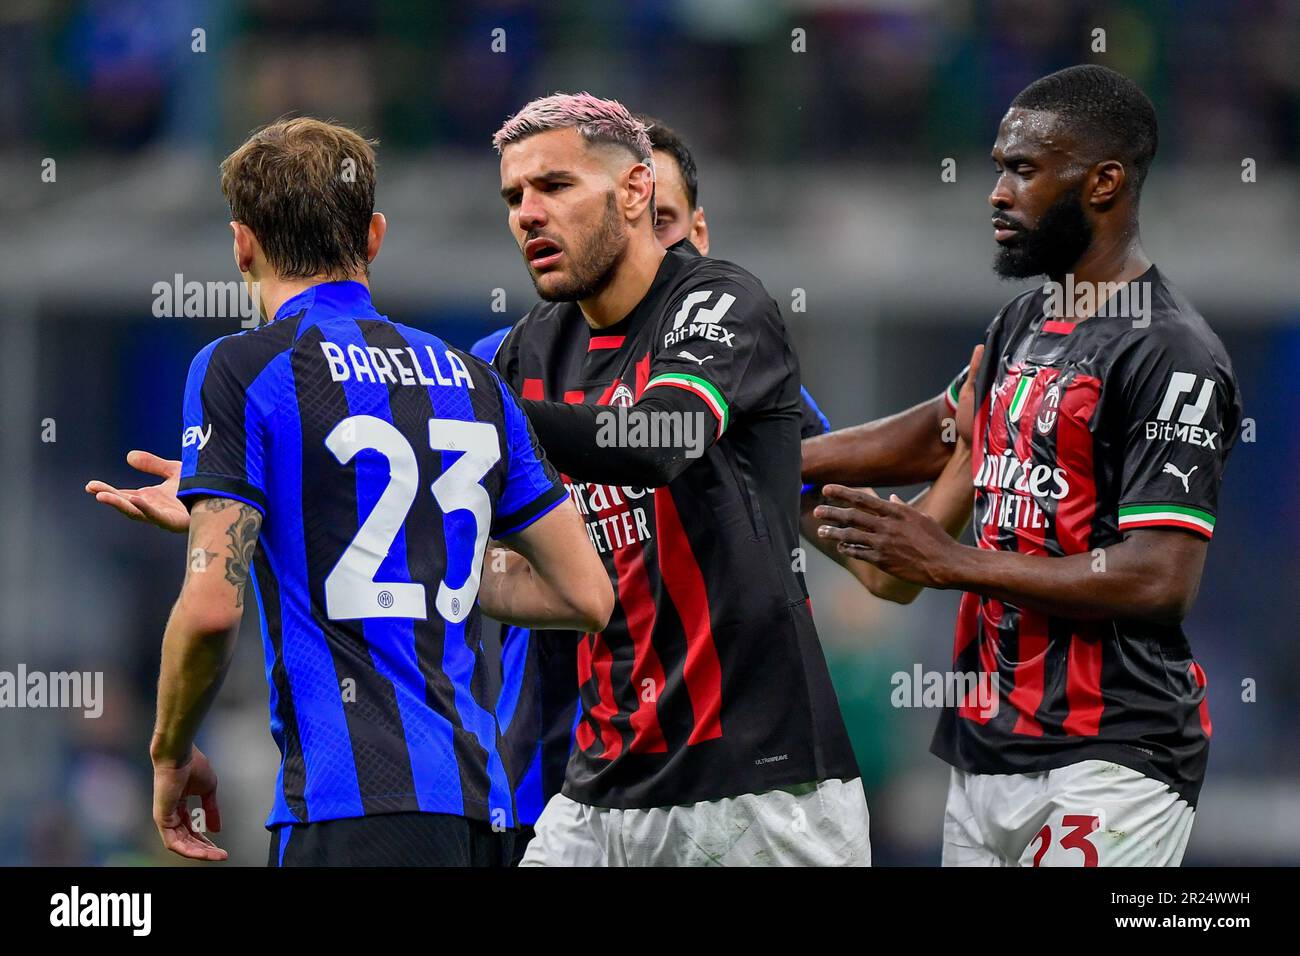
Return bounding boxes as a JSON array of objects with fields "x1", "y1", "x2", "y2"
[
  {"x1": 367, "y1": 213, "x2": 387, "y2": 264},
  {"x1": 625, "y1": 162, "x2": 655, "y2": 224},
  {"x1": 1088, "y1": 160, "x2": 1126, "y2": 208},
  {"x1": 691, "y1": 207, "x2": 710, "y2": 256},
  {"x1": 231, "y1": 221, "x2": 257, "y2": 276}
]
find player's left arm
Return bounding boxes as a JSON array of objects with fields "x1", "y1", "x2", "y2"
[
  {"x1": 150, "y1": 496, "x2": 261, "y2": 861},
  {"x1": 519, "y1": 272, "x2": 784, "y2": 486},
  {"x1": 818, "y1": 332, "x2": 1239, "y2": 624}
]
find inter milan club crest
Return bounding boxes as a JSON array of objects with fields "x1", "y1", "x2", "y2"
[{"x1": 1037, "y1": 380, "x2": 1063, "y2": 435}]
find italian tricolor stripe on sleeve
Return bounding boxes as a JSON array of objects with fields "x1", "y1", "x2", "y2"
[
  {"x1": 944, "y1": 370, "x2": 963, "y2": 413},
  {"x1": 1118, "y1": 503, "x2": 1215, "y2": 538},
  {"x1": 644, "y1": 372, "x2": 729, "y2": 437}
]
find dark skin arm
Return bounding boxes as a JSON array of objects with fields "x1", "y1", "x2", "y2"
[
  {"x1": 802, "y1": 344, "x2": 982, "y2": 602},
  {"x1": 801, "y1": 439, "x2": 973, "y2": 604},
  {"x1": 815, "y1": 488, "x2": 1208, "y2": 625},
  {"x1": 801, "y1": 392, "x2": 960, "y2": 488}
]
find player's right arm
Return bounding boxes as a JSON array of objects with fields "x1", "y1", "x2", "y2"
[
  {"x1": 807, "y1": 437, "x2": 974, "y2": 603},
  {"x1": 800, "y1": 392, "x2": 955, "y2": 488},
  {"x1": 805, "y1": 345, "x2": 981, "y2": 602},
  {"x1": 817, "y1": 330, "x2": 1238, "y2": 624},
  {"x1": 801, "y1": 311, "x2": 994, "y2": 489},
  {"x1": 478, "y1": 371, "x2": 613, "y2": 632},
  {"x1": 479, "y1": 507, "x2": 613, "y2": 632},
  {"x1": 149, "y1": 334, "x2": 277, "y2": 863}
]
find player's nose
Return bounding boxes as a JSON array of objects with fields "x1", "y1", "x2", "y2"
[
  {"x1": 517, "y1": 190, "x2": 547, "y2": 231},
  {"x1": 989, "y1": 178, "x2": 1013, "y2": 210}
]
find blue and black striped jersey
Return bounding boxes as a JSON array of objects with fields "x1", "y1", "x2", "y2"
[{"x1": 177, "y1": 281, "x2": 566, "y2": 829}]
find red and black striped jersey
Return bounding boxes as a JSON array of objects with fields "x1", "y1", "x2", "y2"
[
  {"x1": 932, "y1": 266, "x2": 1241, "y2": 806},
  {"x1": 495, "y1": 242, "x2": 859, "y2": 809}
]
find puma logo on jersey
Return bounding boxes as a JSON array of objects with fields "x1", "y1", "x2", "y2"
[
  {"x1": 663, "y1": 291, "x2": 736, "y2": 349},
  {"x1": 677, "y1": 350, "x2": 713, "y2": 365},
  {"x1": 1162, "y1": 461, "x2": 1198, "y2": 493},
  {"x1": 182, "y1": 424, "x2": 212, "y2": 450}
]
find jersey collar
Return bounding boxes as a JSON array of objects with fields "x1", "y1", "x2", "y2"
[
  {"x1": 1033, "y1": 263, "x2": 1160, "y2": 330},
  {"x1": 274, "y1": 280, "x2": 381, "y2": 324},
  {"x1": 588, "y1": 244, "x2": 692, "y2": 341}
]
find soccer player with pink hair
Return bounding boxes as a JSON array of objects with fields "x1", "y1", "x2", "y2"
[{"x1": 488, "y1": 92, "x2": 872, "y2": 865}]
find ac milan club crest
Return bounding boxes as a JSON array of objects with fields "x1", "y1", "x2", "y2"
[{"x1": 1036, "y1": 380, "x2": 1063, "y2": 435}]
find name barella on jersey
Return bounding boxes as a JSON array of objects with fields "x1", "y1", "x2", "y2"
[
  {"x1": 932, "y1": 266, "x2": 1241, "y2": 806},
  {"x1": 495, "y1": 242, "x2": 859, "y2": 809},
  {"x1": 472, "y1": 324, "x2": 837, "y2": 825},
  {"x1": 177, "y1": 281, "x2": 566, "y2": 829}
]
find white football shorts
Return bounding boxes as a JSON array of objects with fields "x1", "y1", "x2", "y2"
[
  {"x1": 941, "y1": 759, "x2": 1195, "y2": 867},
  {"x1": 520, "y1": 777, "x2": 871, "y2": 867}
]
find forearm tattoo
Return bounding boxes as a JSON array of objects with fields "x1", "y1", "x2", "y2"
[
  {"x1": 191, "y1": 498, "x2": 263, "y2": 608},
  {"x1": 222, "y1": 504, "x2": 261, "y2": 608}
]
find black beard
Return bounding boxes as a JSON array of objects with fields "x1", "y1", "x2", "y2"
[
  {"x1": 532, "y1": 192, "x2": 627, "y2": 302},
  {"x1": 993, "y1": 187, "x2": 1093, "y2": 280}
]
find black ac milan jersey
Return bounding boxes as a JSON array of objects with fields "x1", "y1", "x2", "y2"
[
  {"x1": 932, "y1": 266, "x2": 1241, "y2": 806},
  {"x1": 495, "y1": 242, "x2": 859, "y2": 809}
]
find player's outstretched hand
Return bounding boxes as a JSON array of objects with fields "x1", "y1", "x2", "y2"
[
  {"x1": 152, "y1": 745, "x2": 227, "y2": 862},
  {"x1": 815, "y1": 484, "x2": 961, "y2": 588},
  {"x1": 85, "y1": 450, "x2": 189, "y2": 534},
  {"x1": 955, "y1": 344, "x2": 984, "y2": 446}
]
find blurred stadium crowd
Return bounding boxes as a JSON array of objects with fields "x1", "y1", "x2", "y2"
[
  {"x1": 0, "y1": 0, "x2": 1296, "y2": 865},
  {"x1": 2, "y1": 1, "x2": 1297, "y2": 162}
]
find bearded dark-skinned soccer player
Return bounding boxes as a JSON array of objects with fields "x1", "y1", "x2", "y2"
[{"x1": 815, "y1": 65, "x2": 1241, "y2": 866}]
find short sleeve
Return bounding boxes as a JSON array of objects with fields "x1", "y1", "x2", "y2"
[
  {"x1": 798, "y1": 386, "x2": 830, "y2": 496},
  {"x1": 490, "y1": 313, "x2": 536, "y2": 380},
  {"x1": 1114, "y1": 332, "x2": 1240, "y2": 540},
  {"x1": 941, "y1": 366, "x2": 967, "y2": 414},
  {"x1": 642, "y1": 268, "x2": 791, "y2": 441},
  {"x1": 177, "y1": 339, "x2": 272, "y2": 515},
  {"x1": 798, "y1": 386, "x2": 830, "y2": 440},
  {"x1": 470, "y1": 325, "x2": 513, "y2": 364},
  {"x1": 491, "y1": 374, "x2": 567, "y2": 538}
]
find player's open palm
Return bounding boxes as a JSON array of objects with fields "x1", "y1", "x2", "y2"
[
  {"x1": 152, "y1": 745, "x2": 227, "y2": 862},
  {"x1": 85, "y1": 450, "x2": 190, "y2": 533}
]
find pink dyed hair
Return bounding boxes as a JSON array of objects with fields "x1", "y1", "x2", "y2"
[{"x1": 492, "y1": 92, "x2": 653, "y2": 163}]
